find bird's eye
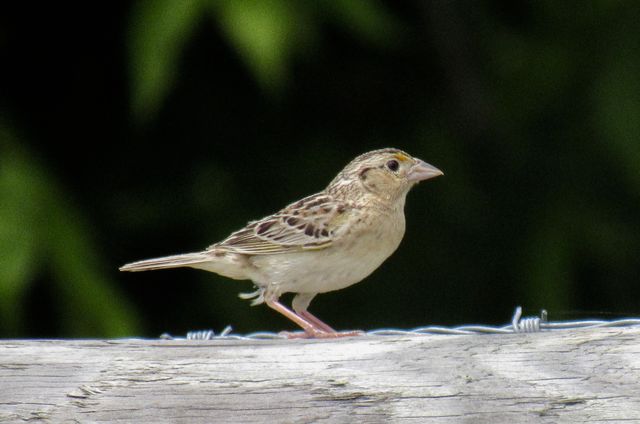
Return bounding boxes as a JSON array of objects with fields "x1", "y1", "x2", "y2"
[{"x1": 386, "y1": 160, "x2": 399, "y2": 172}]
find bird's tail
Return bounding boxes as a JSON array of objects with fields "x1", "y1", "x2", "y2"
[{"x1": 119, "y1": 252, "x2": 211, "y2": 272}]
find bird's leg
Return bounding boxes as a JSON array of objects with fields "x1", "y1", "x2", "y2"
[
  {"x1": 264, "y1": 297, "x2": 329, "y2": 338},
  {"x1": 297, "y1": 310, "x2": 336, "y2": 333},
  {"x1": 265, "y1": 296, "x2": 362, "y2": 338},
  {"x1": 289, "y1": 293, "x2": 364, "y2": 339},
  {"x1": 294, "y1": 313, "x2": 364, "y2": 338},
  {"x1": 291, "y1": 292, "x2": 336, "y2": 333}
]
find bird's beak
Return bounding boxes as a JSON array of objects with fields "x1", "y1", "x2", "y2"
[{"x1": 407, "y1": 159, "x2": 444, "y2": 182}]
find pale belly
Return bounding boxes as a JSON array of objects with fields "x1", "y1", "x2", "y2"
[{"x1": 248, "y1": 214, "x2": 405, "y2": 296}]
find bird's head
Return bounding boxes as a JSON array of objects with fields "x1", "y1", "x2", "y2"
[{"x1": 327, "y1": 148, "x2": 443, "y2": 203}]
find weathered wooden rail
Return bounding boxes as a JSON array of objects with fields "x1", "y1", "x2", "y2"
[{"x1": 1, "y1": 326, "x2": 639, "y2": 423}]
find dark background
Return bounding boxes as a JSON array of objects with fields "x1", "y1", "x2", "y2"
[{"x1": 1, "y1": 1, "x2": 639, "y2": 338}]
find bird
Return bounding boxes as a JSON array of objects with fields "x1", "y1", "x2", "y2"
[{"x1": 120, "y1": 148, "x2": 443, "y2": 338}]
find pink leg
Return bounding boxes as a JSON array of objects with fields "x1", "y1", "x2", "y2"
[
  {"x1": 297, "y1": 310, "x2": 336, "y2": 333},
  {"x1": 265, "y1": 298, "x2": 319, "y2": 335},
  {"x1": 265, "y1": 298, "x2": 363, "y2": 339},
  {"x1": 297, "y1": 310, "x2": 364, "y2": 338}
]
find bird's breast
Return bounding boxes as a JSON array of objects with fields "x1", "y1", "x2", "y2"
[{"x1": 249, "y1": 207, "x2": 406, "y2": 295}]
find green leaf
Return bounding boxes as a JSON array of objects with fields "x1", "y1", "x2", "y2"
[
  {"x1": 129, "y1": 0, "x2": 398, "y2": 118},
  {"x1": 0, "y1": 133, "x2": 43, "y2": 333},
  {"x1": 0, "y1": 124, "x2": 141, "y2": 337},
  {"x1": 323, "y1": 0, "x2": 401, "y2": 47},
  {"x1": 211, "y1": 0, "x2": 308, "y2": 93},
  {"x1": 129, "y1": 0, "x2": 207, "y2": 121},
  {"x1": 47, "y1": 203, "x2": 140, "y2": 337}
]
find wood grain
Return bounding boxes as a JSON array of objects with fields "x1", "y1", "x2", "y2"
[{"x1": 1, "y1": 327, "x2": 639, "y2": 423}]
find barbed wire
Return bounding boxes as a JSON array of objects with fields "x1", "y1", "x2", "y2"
[{"x1": 159, "y1": 306, "x2": 640, "y2": 341}]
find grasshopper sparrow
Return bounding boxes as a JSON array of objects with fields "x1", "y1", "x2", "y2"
[{"x1": 120, "y1": 148, "x2": 443, "y2": 338}]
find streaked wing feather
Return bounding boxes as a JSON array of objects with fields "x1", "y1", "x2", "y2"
[{"x1": 208, "y1": 194, "x2": 350, "y2": 255}]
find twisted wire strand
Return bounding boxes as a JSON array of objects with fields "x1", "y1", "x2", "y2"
[{"x1": 159, "y1": 306, "x2": 640, "y2": 341}]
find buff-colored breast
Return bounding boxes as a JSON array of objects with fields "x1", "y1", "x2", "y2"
[{"x1": 248, "y1": 205, "x2": 406, "y2": 296}]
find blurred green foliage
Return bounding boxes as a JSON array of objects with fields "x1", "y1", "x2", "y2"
[
  {"x1": 1, "y1": 1, "x2": 639, "y2": 337},
  {"x1": 0, "y1": 126, "x2": 140, "y2": 336},
  {"x1": 130, "y1": 0, "x2": 399, "y2": 119}
]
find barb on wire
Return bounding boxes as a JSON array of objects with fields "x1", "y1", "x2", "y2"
[{"x1": 159, "y1": 306, "x2": 640, "y2": 340}]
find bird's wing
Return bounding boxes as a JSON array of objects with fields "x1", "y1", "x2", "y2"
[{"x1": 208, "y1": 193, "x2": 353, "y2": 255}]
